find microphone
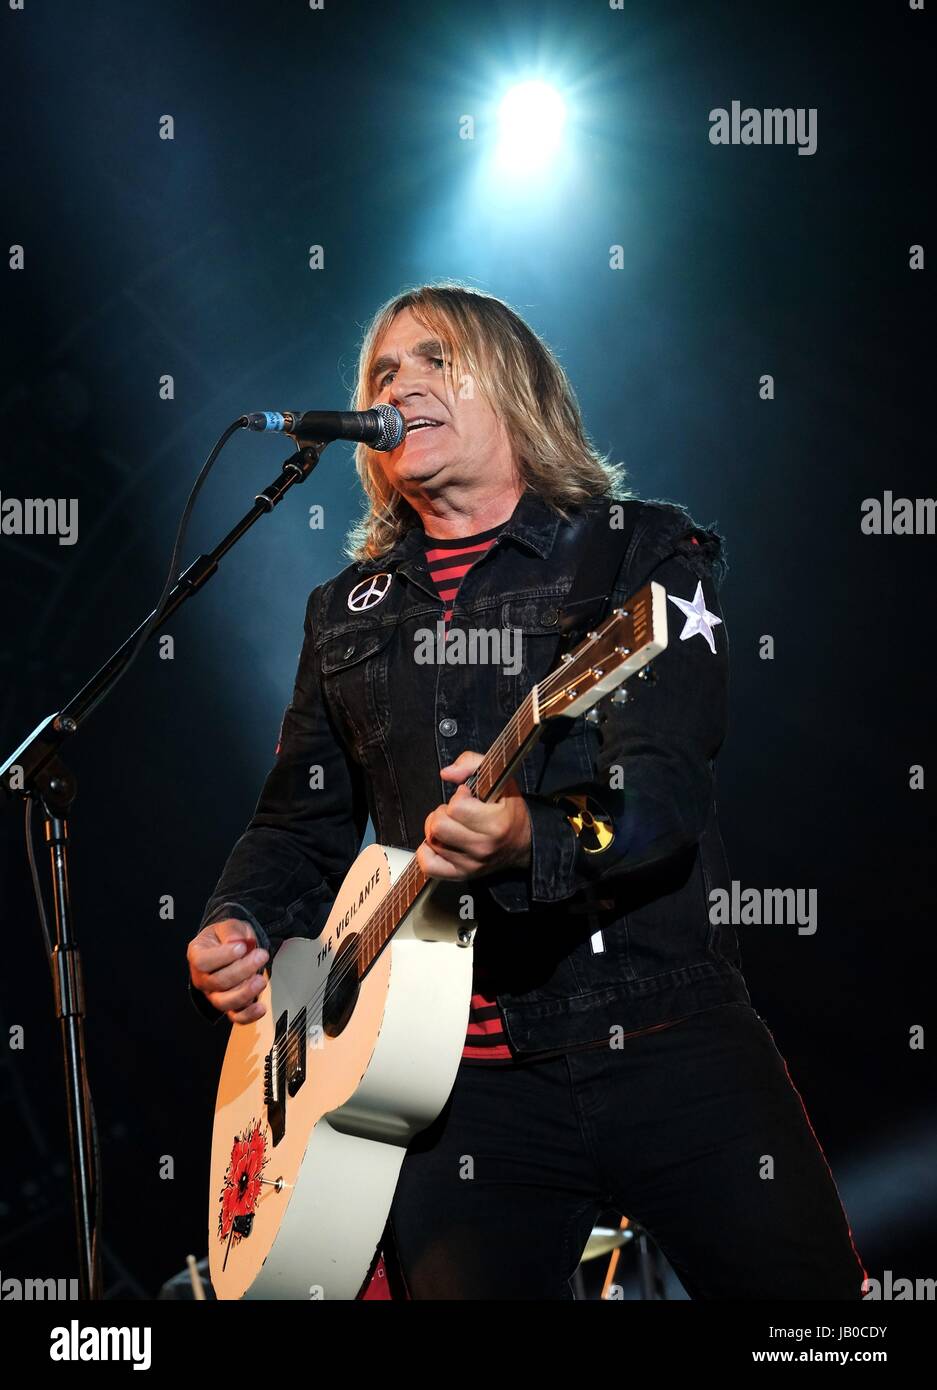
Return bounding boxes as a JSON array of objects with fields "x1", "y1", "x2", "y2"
[{"x1": 245, "y1": 404, "x2": 405, "y2": 452}]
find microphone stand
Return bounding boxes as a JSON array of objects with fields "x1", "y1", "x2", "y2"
[{"x1": 0, "y1": 443, "x2": 323, "y2": 1300}]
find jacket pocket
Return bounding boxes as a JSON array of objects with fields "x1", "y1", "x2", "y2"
[
  {"x1": 496, "y1": 595, "x2": 566, "y2": 720},
  {"x1": 318, "y1": 622, "x2": 396, "y2": 751}
]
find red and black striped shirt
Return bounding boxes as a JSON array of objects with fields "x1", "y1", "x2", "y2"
[{"x1": 422, "y1": 522, "x2": 515, "y2": 1063}]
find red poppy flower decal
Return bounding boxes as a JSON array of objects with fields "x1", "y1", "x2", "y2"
[{"x1": 218, "y1": 1119, "x2": 268, "y2": 1243}]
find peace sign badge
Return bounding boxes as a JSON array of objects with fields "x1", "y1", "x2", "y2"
[{"x1": 347, "y1": 572, "x2": 393, "y2": 612}]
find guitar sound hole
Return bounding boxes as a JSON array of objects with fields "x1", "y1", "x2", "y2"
[{"x1": 321, "y1": 934, "x2": 362, "y2": 1038}]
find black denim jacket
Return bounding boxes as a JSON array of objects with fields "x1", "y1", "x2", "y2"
[{"x1": 191, "y1": 488, "x2": 751, "y2": 1051}]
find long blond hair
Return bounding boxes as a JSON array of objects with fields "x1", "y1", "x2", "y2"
[{"x1": 345, "y1": 282, "x2": 627, "y2": 559}]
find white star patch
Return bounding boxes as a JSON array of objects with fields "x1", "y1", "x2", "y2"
[{"x1": 668, "y1": 581, "x2": 723, "y2": 654}]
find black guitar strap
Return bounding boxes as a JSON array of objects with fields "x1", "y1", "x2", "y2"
[{"x1": 555, "y1": 499, "x2": 643, "y2": 656}]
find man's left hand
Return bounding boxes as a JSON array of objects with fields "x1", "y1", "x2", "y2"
[{"x1": 417, "y1": 750, "x2": 532, "y2": 880}]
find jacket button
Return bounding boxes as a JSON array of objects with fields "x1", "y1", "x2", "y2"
[
  {"x1": 540, "y1": 606, "x2": 559, "y2": 626},
  {"x1": 343, "y1": 645, "x2": 356, "y2": 659},
  {"x1": 439, "y1": 717, "x2": 458, "y2": 737}
]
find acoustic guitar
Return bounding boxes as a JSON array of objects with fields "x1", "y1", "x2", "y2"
[{"x1": 209, "y1": 581, "x2": 668, "y2": 1298}]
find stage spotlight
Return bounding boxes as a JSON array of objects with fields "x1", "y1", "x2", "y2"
[{"x1": 496, "y1": 80, "x2": 567, "y2": 172}]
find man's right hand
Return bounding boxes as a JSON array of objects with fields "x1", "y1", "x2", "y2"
[{"x1": 187, "y1": 918, "x2": 269, "y2": 1025}]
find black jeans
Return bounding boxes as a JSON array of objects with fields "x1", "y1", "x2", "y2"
[{"x1": 386, "y1": 1002, "x2": 866, "y2": 1300}]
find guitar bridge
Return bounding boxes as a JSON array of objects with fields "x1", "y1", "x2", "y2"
[
  {"x1": 263, "y1": 1010, "x2": 288, "y2": 1146},
  {"x1": 263, "y1": 1007, "x2": 307, "y2": 1148},
  {"x1": 286, "y1": 1007, "x2": 307, "y2": 1096}
]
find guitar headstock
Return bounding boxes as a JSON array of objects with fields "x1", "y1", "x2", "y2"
[{"x1": 535, "y1": 581, "x2": 669, "y2": 722}]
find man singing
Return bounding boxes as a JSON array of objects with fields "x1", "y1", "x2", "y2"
[{"x1": 187, "y1": 283, "x2": 864, "y2": 1300}]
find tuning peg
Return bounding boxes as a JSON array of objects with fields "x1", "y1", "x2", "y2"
[{"x1": 611, "y1": 687, "x2": 631, "y2": 705}]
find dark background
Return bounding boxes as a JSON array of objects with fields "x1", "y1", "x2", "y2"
[{"x1": 1, "y1": 0, "x2": 933, "y2": 1299}]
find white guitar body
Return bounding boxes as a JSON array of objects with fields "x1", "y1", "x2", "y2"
[{"x1": 208, "y1": 841, "x2": 476, "y2": 1300}]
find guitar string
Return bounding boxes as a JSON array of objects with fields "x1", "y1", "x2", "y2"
[{"x1": 261, "y1": 619, "x2": 632, "y2": 1070}]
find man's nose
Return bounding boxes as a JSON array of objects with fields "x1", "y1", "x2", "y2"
[{"x1": 388, "y1": 361, "x2": 431, "y2": 402}]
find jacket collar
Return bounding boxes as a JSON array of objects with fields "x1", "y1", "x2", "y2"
[{"x1": 356, "y1": 487, "x2": 565, "y2": 574}]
